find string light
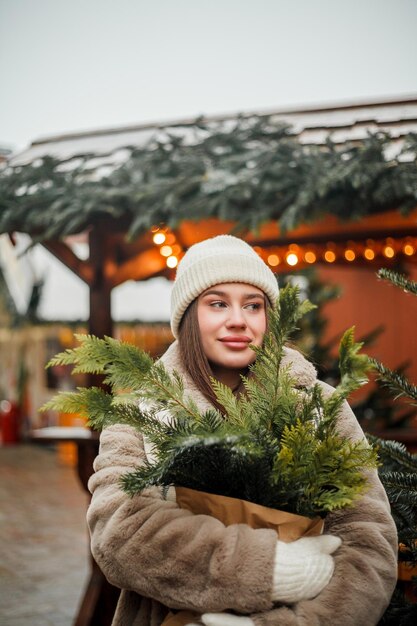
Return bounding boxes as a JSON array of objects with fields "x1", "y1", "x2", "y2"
[
  {"x1": 324, "y1": 250, "x2": 336, "y2": 263},
  {"x1": 153, "y1": 232, "x2": 166, "y2": 245},
  {"x1": 152, "y1": 228, "x2": 416, "y2": 273},
  {"x1": 403, "y1": 243, "x2": 415, "y2": 256},
  {"x1": 160, "y1": 245, "x2": 173, "y2": 257},
  {"x1": 267, "y1": 254, "x2": 280, "y2": 267},
  {"x1": 286, "y1": 252, "x2": 299, "y2": 266},
  {"x1": 344, "y1": 249, "x2": 356, "y2": 261},
  {"x1": 304, "y1": 251, "x2": 316, "y2": 264}
]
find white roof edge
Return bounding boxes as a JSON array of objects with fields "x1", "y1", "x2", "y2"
[{"x1": 28, "y1": 93, "x2": 417, "y2": 147}]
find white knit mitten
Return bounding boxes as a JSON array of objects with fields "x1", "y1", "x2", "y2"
[
  {"x1": 200, "y1": 614, "x2": 254, "y2": 626},
  {"x1": 272, "y1": 535, "x2": 341, "y2": 604}
]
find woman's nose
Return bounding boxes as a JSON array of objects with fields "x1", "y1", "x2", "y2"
[{"x1": 226, "y1": 306, "x2": 246, "y2": 327}]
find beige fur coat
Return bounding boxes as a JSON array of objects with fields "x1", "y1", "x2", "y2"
[{"x1": 87, "y1": 342, "x2": 398, "y2": 626}]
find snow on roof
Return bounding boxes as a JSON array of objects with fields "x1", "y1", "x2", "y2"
[{"x1": 10, "y1": 95, "x2": 417, "y2": 167}]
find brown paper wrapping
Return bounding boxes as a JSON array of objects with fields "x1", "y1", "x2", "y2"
[
  {"x1": 162, "y1": 610, "x2": 201, "y2": 626},
  {"x1": 175, "y1": 486, "x2": 324, "y2": 542},
  {"x1": 161, "y1": 487, "x2": 324, "y2": 625}
]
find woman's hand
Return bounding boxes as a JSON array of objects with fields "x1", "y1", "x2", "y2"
[{"x1": 272, "y1": 534, "x2": 341, "y2": 604}]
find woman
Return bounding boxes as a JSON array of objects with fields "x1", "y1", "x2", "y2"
[{"x1": 87, "y1": 235, "x2": 398, "y2": 626}]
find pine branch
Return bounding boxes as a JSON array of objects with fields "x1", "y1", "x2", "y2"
[
  {"x1": 245, "y1": 284, "x2": 317, "y2": 435},
  {"x1": 41, "y1": 387, "x2": 113, "y2": 427},
  {"x1": 210, "y1": 378, "x2": 246, "y2": 427},
  {"x1": 46, "y1": 334, "x2": 207, "y2": 424},
  {"x1": 271, "y1": 420, "x2": 377, "y2": 516},
  {"x1": 122, "y1": 433, "x2": 265, "y2": 498},
  {"x1": 47, "y1": 333, "x2": 154, "y2": 386},
  {"x1": 378, "y1": 471, "x2": 417, "y2": 534},
  {"x1": 338, "y1": 327, "x2": 372, "y2": 395},
  {"x1": 370, "y1": 359, "x2": 417, "y2": 405},
  {"x1": 367, "y1": 436, "x2": 417, "y2": 473},
  {"x1": 377, "y1": 269, "x2": 417, "y2": 296},
  {"x1": 365, "y1": 436, "x2": 417, "y2": 541},
  {"x1": 380, "y1": 471, "x2": 417, "y2": 509},
  {"x1": 323, "y1": 327, "x2": 372, "y2": 420}
]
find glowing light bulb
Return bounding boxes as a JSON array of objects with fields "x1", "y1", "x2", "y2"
[
  {"x1": 267, "y1": 254, "x2": 280, "y2": 267},
  {"x1": 403, "y1": 243, "x2": 415, "y2": 256},
  {"x1": 160, "y1": 245, "x2": 173, "y2": 257},
  {"x1": 286, "y1": 252, "x2": 299, "y2": 266},
  {"x1": 304, "y1": 251, "x2": 316, "y2": 264},
  {"x1": 153, "y1": 232, "x2": 166, "y2": 245},
  {"x1": 166, "y1": 256, "x2": 178, "y2": 268},
  {"x1": 364, "y1": 248, "x2": 375, "y2": 261},
  {"x1": 324, "y1": 250, "x2": 336, "y2": 263},
  {"x1": 383, "y1": 245, "x2": 395, "y2": 258},
  {"x1": 344, "y1": 249, "x2": 356, "y2": 261}
]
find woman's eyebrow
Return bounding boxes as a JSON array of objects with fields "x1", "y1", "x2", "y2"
[
  {"x1": 201, "y1": 290, "x2": 264, "y2": 299},
  {"x1": 243, "y1": 293, "x2": 265, "y2": 300},
  {"x1": 201, "y1": 290, "x2": 227, "y2": 297}
]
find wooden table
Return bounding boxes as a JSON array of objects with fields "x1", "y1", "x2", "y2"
[{"x1": 31, "y1": 427, "x2": 120, "y2": 626}]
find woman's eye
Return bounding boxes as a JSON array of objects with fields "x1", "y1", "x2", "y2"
[
  {"x1": 210, "y1": 301, "x2": 227, "y2": 308},
  {"x1": 245, "y1": 302, "x2": 262, "y2": 311}
]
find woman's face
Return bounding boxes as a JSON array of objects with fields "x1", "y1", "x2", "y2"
[{"x1": 197, "y1": 282, "x2": 267, "y2": 387}]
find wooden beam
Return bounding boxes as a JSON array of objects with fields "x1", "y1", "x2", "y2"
[
  {"x1": 177, "y1": 209, "x2": 417, "y2": 249},
  {"x1": 109, "y1": 247, "x2": 167, "y2": 287},
  {"x1": 42, "y1": 240, "x2": 93, "y2": 285}
]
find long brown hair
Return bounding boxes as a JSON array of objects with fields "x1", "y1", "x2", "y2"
[
  {"x1": 178, "y1": 299, "x2": 227, "y2": 413},
  {"x1": 178, "y1": 295, "x2": 268, "y2": 413}
]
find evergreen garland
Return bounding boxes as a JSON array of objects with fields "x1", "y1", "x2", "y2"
[
  {"x1": 1, "y1": 118, "x2": 416, "y2": 241},
  {"x1": 43, "y1": 284, "x2": 377, "y2": 518}
]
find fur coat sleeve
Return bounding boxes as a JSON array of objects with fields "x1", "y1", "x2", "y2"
[
  {"x1": 87, "y1": 422, "x2": 278, "y2": 614},
  {"x1": 248, "y1": 382, "x2": 398, "y2": 626}
]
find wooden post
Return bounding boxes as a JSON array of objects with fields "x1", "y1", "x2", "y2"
[
  {"x1": 74, "y1": 221, "x2": 120, "y2": 626},
  {"x1": 88, "y1": 222, "x2": 113, "y2": 339}
]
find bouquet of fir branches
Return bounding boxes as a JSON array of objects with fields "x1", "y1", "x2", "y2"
[{"x1": 43, "y1": 284, "x2": 377, "y2": 523}]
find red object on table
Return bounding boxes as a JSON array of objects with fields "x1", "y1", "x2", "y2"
[{"x1": 0, "y1": 400, "x2": 21, "y2": 444}]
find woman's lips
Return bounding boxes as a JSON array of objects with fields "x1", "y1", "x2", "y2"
[{"x1": 219, "y1": 336, "x2": 252, "y2": 349}]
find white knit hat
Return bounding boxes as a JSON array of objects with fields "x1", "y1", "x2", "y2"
[{"x1": 170, "y1": 235, "x2": 279, "y2": 337}]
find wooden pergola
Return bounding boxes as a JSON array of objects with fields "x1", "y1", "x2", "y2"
[{"x1": 2, "y1": 95, "x2": 417, "y2": 625}]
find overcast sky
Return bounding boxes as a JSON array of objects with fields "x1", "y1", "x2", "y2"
[
  {"x1": 1, "y1": 0, "x2": 417, "y2": 152},
  {"x1": 1, "y1": 0, "x2": 416, "y2": 321}
]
